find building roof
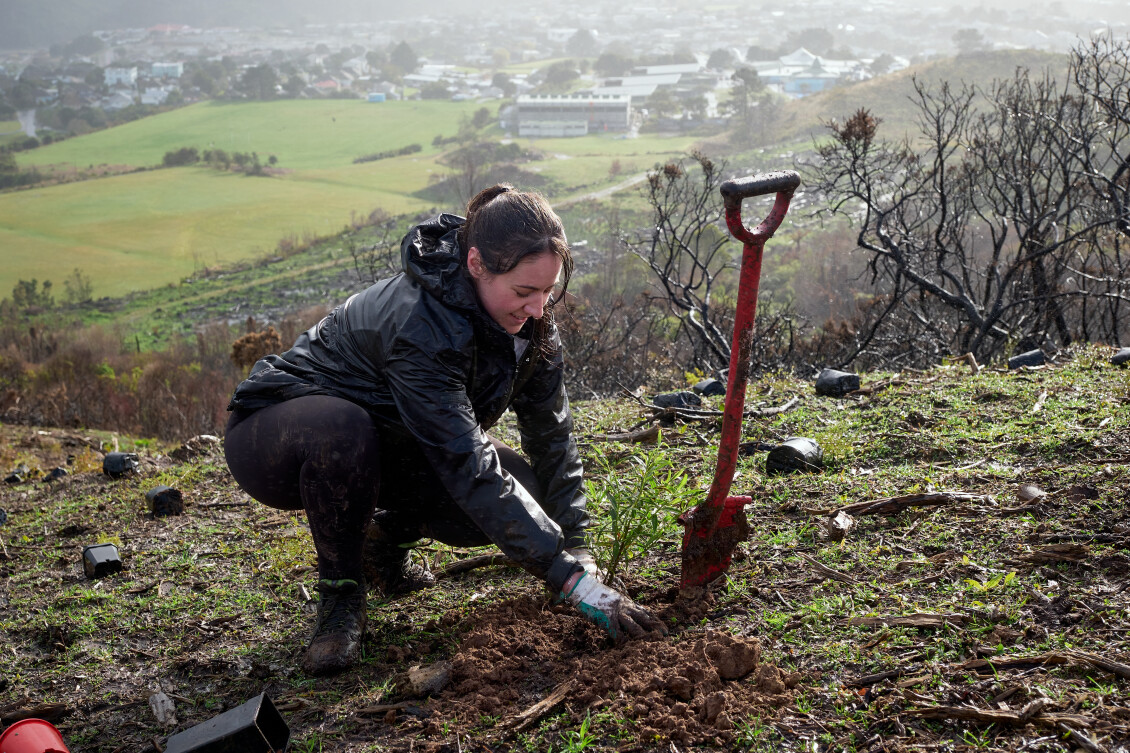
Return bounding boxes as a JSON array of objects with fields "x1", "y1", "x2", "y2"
[{"x1": 517, "y1": 93, "x2": 632, "y2": 104}]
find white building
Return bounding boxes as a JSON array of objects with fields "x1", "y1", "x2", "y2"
[
  {"x1": 105, "y1": 67, "x2": 138, "y2": 86},
  {"x1": 150, "y1": 62, "x2": 184, "y2": 79},
  {"x1": 515, "y1": 94, "x2": 632, "y2": 137}
]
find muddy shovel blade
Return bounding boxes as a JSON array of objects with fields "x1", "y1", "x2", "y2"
[{"x1": 679, "y1": 495, "x2": 751, "y2": 589}]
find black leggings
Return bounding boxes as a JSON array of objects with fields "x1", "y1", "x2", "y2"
[{"x1": 224, "y1": 395, "x2": 543, "y2": 580}]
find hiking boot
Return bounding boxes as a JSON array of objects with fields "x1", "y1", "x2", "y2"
[
  {"x1": 301, "y1": 578, "x2": 367, "y2": 676},
  {"x1": 363, "y1": 531, "x2": 435, "y2": 597}
]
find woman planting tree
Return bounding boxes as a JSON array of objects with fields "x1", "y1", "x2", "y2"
[{"x1": 224, "y1": 184, "x2": 665, "y2": 675}]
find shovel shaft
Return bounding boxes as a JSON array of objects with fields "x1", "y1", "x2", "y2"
[{"x1": 680, "y1": 172, "x2": 799, "y2": 589}]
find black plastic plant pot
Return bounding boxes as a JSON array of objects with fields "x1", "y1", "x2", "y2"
[
  {"x1": 102, "y1": 452, "x2": 140, "y2": 478},
  {"x1": 693, "y1": 378, "x2": 726, "y2": 397},
  {"x1": 164, "y1": 693, "x2": 290, "y2": 753},
  {"x1": 814, "y1": 368, "x2": 860, "y2": 397},
  {"x1": 766, "y1": 437, "x2": 824, "y2": 475},
  {"x1": 146, "y1": 486, "x2": 185, "y2": 517},
  {"x1": 82, "y1": 543, "x2": 123, "y2": 579},
  {"x1": 1007, "y1": 349, "x2": 1045, "y2": 369}
]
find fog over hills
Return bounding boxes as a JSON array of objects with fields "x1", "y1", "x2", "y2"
[
  {"x1": 6, "y1": 0, "x2": 1130, "y2": 51},
  {"x1": 0, "y1": 0, "x2": 414, "y2": 49}
]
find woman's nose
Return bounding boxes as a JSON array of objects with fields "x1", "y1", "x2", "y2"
[{"x1": 525, "y1": 294, "x2": 549, "y2": 318}]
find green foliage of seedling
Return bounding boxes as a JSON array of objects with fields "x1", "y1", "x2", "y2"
[
  {"x1": 558, "y1": 713, "x2": 596, "y2": 752},
  {"x1": 585, "y1": 447, "x2": 699, "y2": 582},
  {"x1": 964, "y1": 570, "x2": 1016, "y2": 594}
]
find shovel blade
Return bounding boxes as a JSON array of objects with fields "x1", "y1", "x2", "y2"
[{"x1": 678, "y1": 495, "x2": 751, "y2": 591}]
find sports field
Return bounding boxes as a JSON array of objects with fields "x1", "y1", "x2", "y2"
[{"x1": 1, "y1": 100, "x2": 698, "y2": 299}]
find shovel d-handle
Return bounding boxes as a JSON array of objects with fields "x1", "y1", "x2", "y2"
[{"x1": 679, "y1": 170, "x2": 801, "y2": 590}]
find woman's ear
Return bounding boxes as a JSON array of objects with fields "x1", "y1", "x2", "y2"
[{"x1": 467, "y1": 246, "x2": 485, "y2": 278}]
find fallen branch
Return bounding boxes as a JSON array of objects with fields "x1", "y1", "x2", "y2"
[
  {"x1": 643, "y1": 396, "x2": 800, "y2": 422},
  {"x1": 1058, "y1": 722, "x2": 1109, "y2": 753},
  {"x1": 436, "y1": 553, "x2": 519, "y2": 578},
  {"x1": 844, "y1": 667, "x2": 914, "y2": 687},
  {"x1": 849, "y1": 613, "x2": 969, "y2": 629},
  {"x1": 964, "y1": 651, "x2": 1130, "y2": 681},
  {"x1": 590, "y1": 425, "x2": 661, "y2": 444},
  {"x1": 358, "y1": 701, "x2": 414, "y2": 715},
  {"x1": 1, "y1": 702, "x2": 68, "y2": 724},
  {"x1": 908, "y1": 701, "x2": 1095, "y2": 732},
  {"x1": 798, "y1": 553, "x2": 858, "y2": 585},
  {"x1": 506, "y1": 679, "x2": 576, "y2": 732},
  {"x1": 823, "y1": 492, "x2": 991, "y2": 517},
  {"x1": 1017, "y1": 544, "x2": 1091, "y2": 564}
]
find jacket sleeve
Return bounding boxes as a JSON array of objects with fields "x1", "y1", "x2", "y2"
[
  {"x1": 381, "y1": 320, "x2": 582, "y2": 591},
  {"x1": 510, "y1": 336, "x2": 590, "y2": 550}
]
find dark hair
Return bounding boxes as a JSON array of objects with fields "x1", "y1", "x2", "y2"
[{"x1": 458, "y1": 184, "x2": 573, "y2": 357}]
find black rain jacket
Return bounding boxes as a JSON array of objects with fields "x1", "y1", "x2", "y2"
[{"x1": 228, "y1": 213, "x2": 586, "y2": 592}]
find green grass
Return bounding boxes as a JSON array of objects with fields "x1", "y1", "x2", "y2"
[
  {"x1": 1, "y1": 100, "x2": 699, "y2": 300},
  {"x1": 18, "y1": 100, "x2": 488, "y2": 171}
]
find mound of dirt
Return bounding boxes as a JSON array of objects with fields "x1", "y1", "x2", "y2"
[{"x1": 426, "y1": 596, "x2": 797, "y2": 746}]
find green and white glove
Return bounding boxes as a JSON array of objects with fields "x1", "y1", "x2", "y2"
[{"x1": 559, "y1": 571, "x2": 667, "y2": 642}]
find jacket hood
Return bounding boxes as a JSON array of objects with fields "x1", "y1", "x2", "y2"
[{"x1": 400, "y1": 213, "x2": 480, "y2": 312}]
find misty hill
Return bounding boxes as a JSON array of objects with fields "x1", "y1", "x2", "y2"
[
  {"x1": 772, "y1": 48, "x2": 1069, "y2": 145},
  {"x1": 0, "y1": 0, "x2": 433, "y2": 49}
]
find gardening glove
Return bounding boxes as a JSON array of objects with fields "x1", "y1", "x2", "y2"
[
  {"x1": 559, "y1": 571, "x2": 667, "y2": 642},
  {"x1": 565, "y1": 547, "x2": 601, "y2": 580}
]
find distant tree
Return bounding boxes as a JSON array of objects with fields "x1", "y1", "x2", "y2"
[
  {"x1": 11, "y1": 279, "x2": 54, "y2": 311},
  {"x1": 491, "y1": 72, "x2": 515, "y2": 96},
  {"x1": 491, "y1": 48, "x2": 511, "y2": 68},
  {"x1": 567, "y1": 29, "x2": 601, "y2": 58},
  {"x1": 283, "y1": 74, "x2": 305, "y2": 97},
  {"x1": 784, "y1": 27, "x2": 835, "y2": 55},
  {"x1": 953, "y1": 28, "x2": 989, "y2": 55},
  {"x1": 162, "y1": 147, "x2": 200, "y2": 167},
  {"x1": 419, "y1": 81, "x2": 450, "y2": 99},
  {"x1": 62, "y1": 268, "x2": 93, "y2": 304},
  {"x1": 746, "y1": 44, "x2": 782, "y2": 61},
  {"x1": 869, "y1": 53, "x2": 896, "y2": 75},
  {"x1": 391, "y1": 41, "x2": 418, "y2": 74},
  {"x1": 63, "y1": 35, "x2": 105, "y2": 57},
  {"x1": 366, "y1": 50, "x2": 387, "y2": 70},
  {"x1": 707, "y1": 49, "x2": 736, "y2": 70},
  {"x1": 11, "y1": 81, "x2": 37, "y2": 110},
  {"x1": 472, "y1": 106, "x2": 493, "y2": 129},
  {"x1": 541, "y1": 60, "x2": 580, "y2": 90},
  {"x1": 595, "y1": 52, "x2": 633, "y2": 77},
  {"x1": 189, "y1": 68, "x2": 217, "y2": 96},
  {"x1": 238, "y1": 64, "x2": 278, "y2": 100},
  {"x1": 645, "y1": 87, "x2": 677, "y2": 119}
]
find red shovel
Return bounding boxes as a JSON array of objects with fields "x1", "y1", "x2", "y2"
[{"x1": 679, "y1": 170, "x2": 801, "y2": 591}]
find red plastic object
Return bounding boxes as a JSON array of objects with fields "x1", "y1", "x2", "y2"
[
  {"x1": 0, "y1": 718, "x2": 71, "y2": 753},
  {"x1": 679, "y1": 171, "x2": 800, "y2": 591}
]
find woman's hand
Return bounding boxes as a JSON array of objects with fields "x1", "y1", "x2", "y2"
[
  {"x1": 565, "y1": 546, "x2": 601, "y2": 580},
  {"x1": 559, "y1": 572, "x2": 667, "y2": 642}
]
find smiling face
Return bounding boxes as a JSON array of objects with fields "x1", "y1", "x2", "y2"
[{"x1": 467, "y1": 246, "x2": 563, "y2": 335}]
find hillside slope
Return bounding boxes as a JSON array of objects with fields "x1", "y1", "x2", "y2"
[{"x1": 1, "y1": 345, "x2": 1127, "y2": 751}]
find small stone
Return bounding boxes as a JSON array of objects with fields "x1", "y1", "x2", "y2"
[
  {"x1": 403, "y1": 661, "x2": 452, "y2": 696},
  {"x1": 1112, "y1": 347, "x2": 1130, "y2": 367},
  {"x1": 149, "y1": 691, "x2": 177, "y2": 728}
]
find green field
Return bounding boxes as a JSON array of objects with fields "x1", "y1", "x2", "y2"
[{"x1": 2, "y1": 100, "x2": 699, "y2": 299}]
